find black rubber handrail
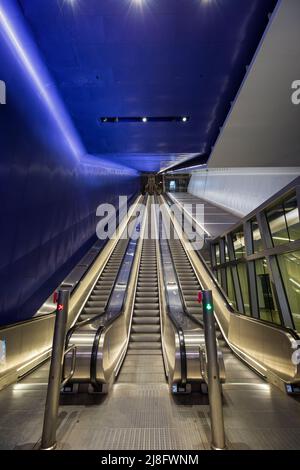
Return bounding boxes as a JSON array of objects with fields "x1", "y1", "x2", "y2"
[
  {"x1": 156, "y1": 197, "x2": 188, "y2": 386},
  {"x1": 165, "y1": 229, "x2": 204, "y2": 331},
  {"x1": 66, "y1": 231, "x2": 132, "y2": 345},
  {"x1": 93, "y1": 195, "x2": 188, "y2": 389}
]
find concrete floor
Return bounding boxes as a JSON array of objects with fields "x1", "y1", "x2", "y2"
[{"x1": 1, "y1": 348, "x2": 300, "y2": 450}]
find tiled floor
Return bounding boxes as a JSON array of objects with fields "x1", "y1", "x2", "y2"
[{"x1": 1, "y1": 349, "x2": 300, "y2": 450}]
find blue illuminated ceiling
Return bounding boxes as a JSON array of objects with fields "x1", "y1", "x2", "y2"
[{"x1": 18, "y1": 0, "x2": 278, "y2": 172}]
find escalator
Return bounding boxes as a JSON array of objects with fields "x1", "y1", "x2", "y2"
[
  {"x1": 163, "y1": 192, "x2": 300, "y2": 392},
  {"x1": 79, "y1": 239, "x2": 132, "y2": 322},
  {"x1": 168, "y1": 237, "x2": 203, "y2": 321}
]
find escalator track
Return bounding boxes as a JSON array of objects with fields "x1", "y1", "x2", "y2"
[{"x1": 118, "y1": 198, "x2": 165, "y2": 384}]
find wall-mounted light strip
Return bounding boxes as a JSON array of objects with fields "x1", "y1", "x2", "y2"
[
  {"x1": 0, "y1": 3, "x2": 84, "y2": 159},
  {"x1": 99, "y1": 116, "x2": 190, "y2": 124}
]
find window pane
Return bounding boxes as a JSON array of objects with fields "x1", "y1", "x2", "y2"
[
  {"x1": 215, "y1": 244, "x2": 220, "y2": 265},
  {"x1": 226, "y1": 267, "x2": 237, "y2": 310},
  {"x1": 232, "y1": 228, "x2": 246, "y2": 259},
  {"x1": 237, "y1": 264, "x2": 251, "y2": 315},
  {"x1": 278, "y1": 251, "x2": 300, "y2": 332},
  {"x1": 252, "y1": 218, "x2": 264, "y2": 253},
  {"x1": 284, "y1": 195, "x2": 300, "y2": 242},
  {"x1": 255, "y1": 258, "x2": 281, "y2": 324}
]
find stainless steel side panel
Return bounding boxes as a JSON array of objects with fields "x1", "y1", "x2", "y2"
[{"x1": 0, "y1": 315, "x2": 55, "y2": 390}]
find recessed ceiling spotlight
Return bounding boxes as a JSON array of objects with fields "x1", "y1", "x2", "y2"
[
  {"x1": 182, "y1": 117, "x2": 188, "y2": 122},
  {"x1": 142, "y1": 117, "x2": 147, "y2": 123}
]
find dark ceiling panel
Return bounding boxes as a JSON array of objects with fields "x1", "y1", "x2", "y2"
[{"x1": 19, "y1": 0, "x2": 278, "y2": 172}]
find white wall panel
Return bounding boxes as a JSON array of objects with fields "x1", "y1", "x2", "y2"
[{"x1": 188, "y1": 168, "x2": 300, "y2": 217}]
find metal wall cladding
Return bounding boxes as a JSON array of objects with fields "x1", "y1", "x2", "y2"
[{"x1": 0, "y1": 0, "x2": 140, "y2": 325}]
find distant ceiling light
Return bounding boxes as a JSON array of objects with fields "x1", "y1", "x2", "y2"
[{"x1": 99, "y1": 116, "x2": 189, "y2": 124}]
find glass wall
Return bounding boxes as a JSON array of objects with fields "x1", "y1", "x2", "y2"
[{"x1": 210, "y1": 188, "x2": 300, "y2": 332}]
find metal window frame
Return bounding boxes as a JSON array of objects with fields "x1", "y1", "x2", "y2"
[{"x1": 208, "y1": 177, "x2": 300, "y2": 330}]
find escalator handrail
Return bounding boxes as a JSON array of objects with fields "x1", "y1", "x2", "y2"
[
  {"x1": 87, "y1": 197, "x2": 147, "y2": 387},
  {"x1": 62, "y1": 191, "x2": 139, "y2": 298},
  {"x1": 66, "y1": 195, "x2": 146, "y2": 345},
  {"x1": 158, "y1": 254, "x2": 188, "y2": 386}
]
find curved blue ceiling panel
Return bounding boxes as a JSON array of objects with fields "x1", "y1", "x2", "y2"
[{"x1": 18, "y1": 0, "x2": 278, "y2": 172}]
